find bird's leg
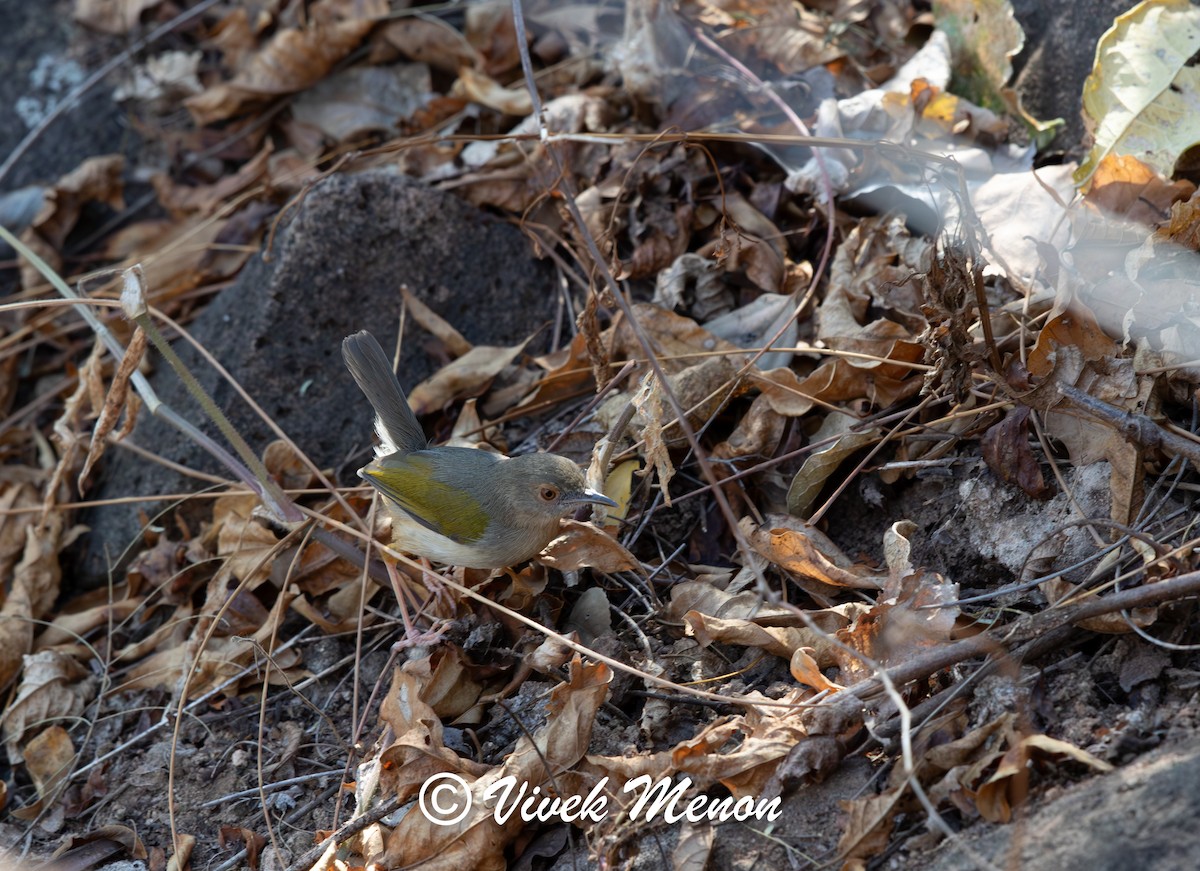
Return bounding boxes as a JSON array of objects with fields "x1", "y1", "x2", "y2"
[
  {"x1": 415, "y1": 557, "x2": 460, "y2": 615},
  {"x1": 384, "y1": 558, "x2": 449, "y2": 649}
]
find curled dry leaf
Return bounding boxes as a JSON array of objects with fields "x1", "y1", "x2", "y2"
[
  {"x1": 706, "y1": 290, "x2": 804, "y2": 371},
  {"x1": 400, "y1": 285, "x2": 473, "y2": 358},
  {"x1": 185, "y1": 0, "x2": 388, "y2": 126},
  {"x1": 743, "y1": 515, "x2": 883, "y2": 589},
  {"x1": 842, "y1": 713, "x2": 1024, "y2": 864},
  {"x1": 291, "y1": 63, "x2": 432, "y2": 142},
  {"x1": 790, "y1": 647, "x2": 844, "y2": 694},
  {"x1": 631, "y1": 372, "x2": 677, "y2": 503},
  {"x1": 50, "y1": 825, "x2": 147, "y2": 862},
  {"x1": 214, "y1": 494, "x2": 281, "y2": 588},
  {"x1": 975, "y1": 731, "x2": 1113, "y2": 824},
  {"x1": 671, "y1": 821, "x2": 715, "y2": 871},
  {"x1": 522, "y1": 332, "x2": 593, "y2": 411},
  {"x1": 713, "y1": 393, "x2": 787, "y2": 462},
  {"x1": 0, "y1": 513, "x2": 65, "y2": 690},
  {"x1": 114, "y1": 49, "x2": 204, "y2": 108},
  {"x1": 377, "y1": 658, "x2": 489, "y2": 801},
  {"x1": 787, "y1": 411, "x2": 880, "y2": 519},
  {"x1": 1026, "y1": 342, "x2": 1159, "y2": 526},
  {"x1": 453, "y1": 67, "x2": 533, "y2": 116},
  {"x1": 123, "y1": 630, "x2": 299, "y2": 697},
  {"x1": 407, "y1": 341, "x2": 528, "y2": 416},
  {"x1": 684, "y1": 611, "x2": 844, "y2": 667},
  {"x1": 74, "y1": 0, "x2": 162, "y2": 35},
  {"x1": 653, "y1": 253, "x2": 731, "y2": 320},
  {"x1": 218, "y1": 827, "x2": 265, "y2": 869},
  {"x1": 606, "y1": 303, "x2": 751, "y2": 375},
  {"x1": 590, "y1": 686, "x2": 811, "y2": 799},
  {"x1": 377, "y1": 658, "x2": 610, "y2": 871},
  {"x1": 262, "y1": 439, "x2": 315, "y2": 492},
  {"x1": 2, "y1": 650, "x2": 95, "y2": 760},
  {"x1": 35, "y1": 598, "x2": 143, "y2": 650},
  {"x1": 597, "y1": 356, "x2": 742, "y2": 460},
  {"x1": 834, "y1": 522, "x2": 958, "y2": 684},
  {"x1": 666, "y1": 579, "x2": 796, "y2": 623},
  {"x1": 539, "y1": 520, "x2": 639, "y2": 573},
  {"x1": 21, "y1": 725, "x2": 75, "y2": 804},
  {"x1": 1085, "y1": 154, "x2": 1195, "y2": 226},
  {"x1": 19, "y1": 155, "x2": 125, "y2": 290},
  {"x1": 1076, "y1": 0, "x2": 1200, "y2": 186},
  {"x1": 152, "y1": 143, "x2": 272, "y2": 218},
  {"x1": 707, "y1": 0, "x2": 844, "y2": 74},
  {"x1": 752, "y1": 349, "x2": 922, "y2": 418},
  {"x1": 464, "y1": 0, "x2": 522, "y2": 76},
  {"x1": 411, "y1": 647, "x2": 487, "y2": 722},
  {"x1": 1026, "y1": 307, "x2": 1120, "y2": 378},
  {"x1": 80, "y1": 327, "x2": 148, "y2": 490},
  {"x1": 980, "y1": 405, "x2": 1051, "y2": 499},
  {"x1": 377, "y1": 17, "x2": 481, "y2": 73}
]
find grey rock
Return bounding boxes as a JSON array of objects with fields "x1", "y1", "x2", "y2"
[
  {"x1": 0, "y1": 0, "x2": 135, "y2": 190},
  {"x1": 909, "y1": 736, "x2": 1200, "y2": 871},
  {"x1": 1010, "y1": 0, "x2": 1138, "y2": 156}
]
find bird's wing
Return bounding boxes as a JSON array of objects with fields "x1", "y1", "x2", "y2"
[{"x1": 361, "y1": 452, "x2": 490, "y2": 544}]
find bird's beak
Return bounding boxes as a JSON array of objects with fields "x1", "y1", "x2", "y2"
[{"x1": 565, "y1": 488, "x2": 617, "y2": 508}]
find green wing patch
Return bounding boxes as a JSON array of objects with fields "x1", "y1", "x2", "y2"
[{"x1": 362, "y1": 454, "x2": 489, "y2": 543}]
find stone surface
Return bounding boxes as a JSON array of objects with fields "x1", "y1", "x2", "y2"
[
  {"x1": 74, "y1": 170, "x2": 558, "y2": 584},
  {"x1": 1009, "y1": 0, "x2": 1138, "y2": 157},
  {"x1": 907, "y1": 736, "x2": 1200, "y2": 871},
  {"x1": 0, "y1": 0, "x2": 135, "y2": 191}
]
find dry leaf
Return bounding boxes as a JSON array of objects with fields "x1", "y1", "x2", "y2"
[
  {"x1": 80, "y1": 327, "x2": 147, "y2": 489},
  {"x1": 743, "y1": 515, "x2": 883, "y2": 589},
  {"x1": 1086, "y1": 154, "x2": 1195, "y2": 226},
  {"x1": 50, "y1": 826, "x2": 147, "y2": 862},
  {"x1": 685, "y1": 611, "x2": 843, "y2": 667},
  {"x1": 74, "y1": 0, "x2": 162, "y2": 34},
  {"x1": 19, "y1": 155, "x2": 124, "y2": 290},
  {"x1": 2, "y1": 650, "x2": 95, "y2": 760},
  {"x1": 453, "y1": 67, "x2": 533, "y2": 116},
  {"x1": 539, "y1": 520, "x2": 640, "y2": 573},
  {"x1": 23, "y1": 725, "x2": 75, "y2": 802},
  {"x1": 631, "y1": 373, "x2": 677, "y2": 504},
  {"x1": 378, "y1": 658, "x2": 610, "y2": 870},
  {"x1": 378, "y1": 17, "x2": 481, "y2": 73},
  {"x1": 671, "y1": 821, "x2": 715, "y2": 871},
  {"x1": 464, "y1": 0, "x2": 521, "y2": 75},
  {"x1": 790, "y1": 647, "x2": 844, "y2": 694},
  {"x1": 185, "y1": 0, "x2": 388, "y2": 126},
  {"x1": 712, "y1": 394, "x2": 787, "y2": 462},
  {"x1": 0, "y1": 515, "x2": 65, "y2": 690},
  {"x1": 153, "y1": 144, "x2": 272, "y2": 217},
  {"x1": 406, "y1": 341, "x2": 528, "y2": 415},
  {"x1": 401, "y1": 285, "x2": 473, "y2": 357},
  {"x1": 786, "y1": 412, "x2": 880, "y2": 518},
  {"x1": 291, "y1": 64, "x2": 431, "y2": 141},
  {"x1": 980, "y1": 405, "x2": 1051, "y2": 499},
  {"x1": 975, "y1": 731, "x2": 1112, "y2": 823}
]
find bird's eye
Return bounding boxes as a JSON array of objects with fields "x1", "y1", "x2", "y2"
[{"x1": 539, "y1": 486, "x2": 559, "y2": 502}]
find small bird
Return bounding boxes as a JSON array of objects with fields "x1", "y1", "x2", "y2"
[{"x1": 342, "y1": 330, "x2": 616, "y2": 568}]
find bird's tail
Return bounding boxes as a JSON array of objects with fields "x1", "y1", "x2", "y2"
[{"x1": 342, "y1": 330, "x2": 428, "y2": 455}]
